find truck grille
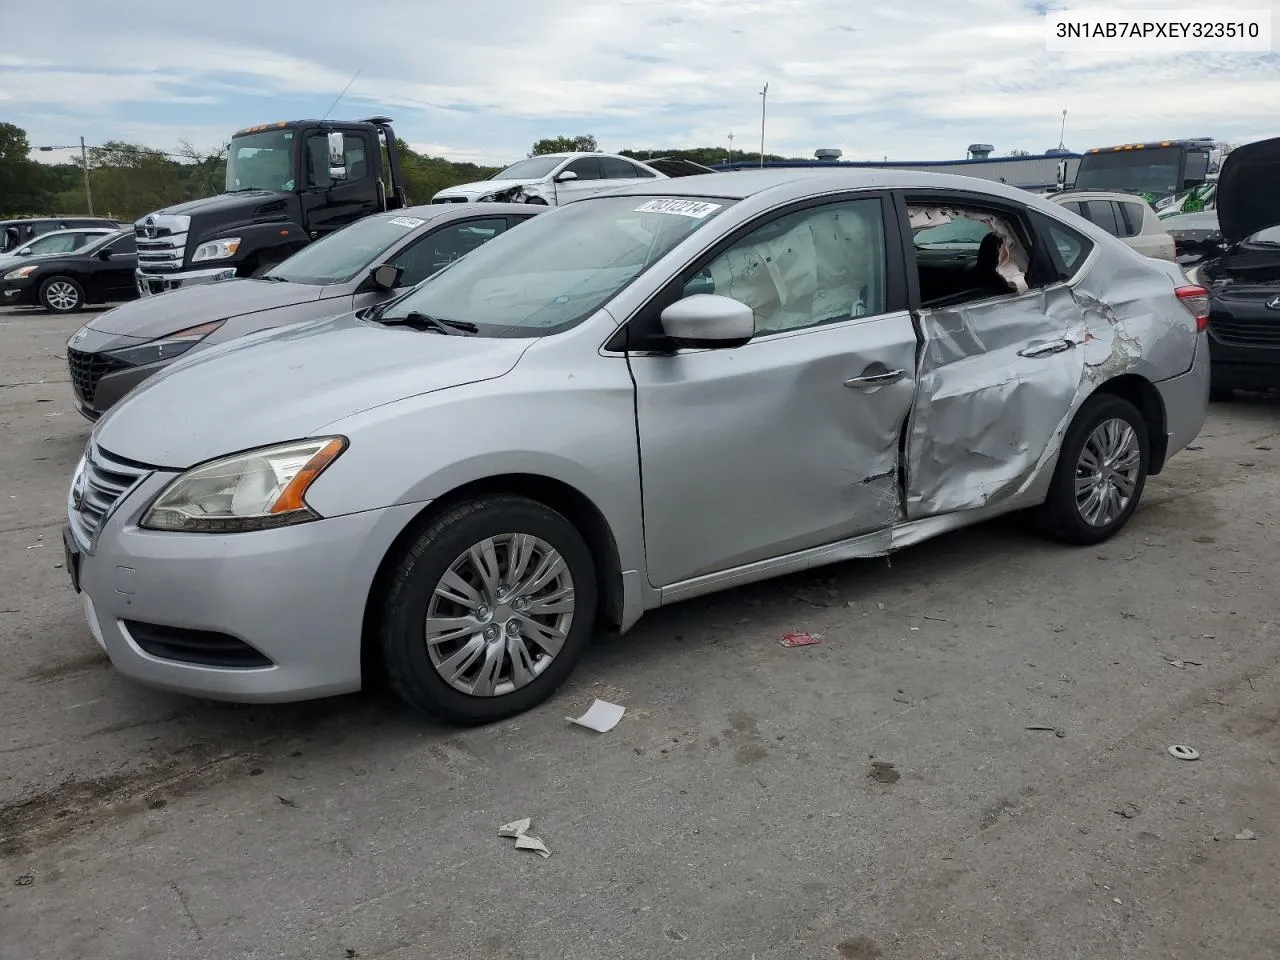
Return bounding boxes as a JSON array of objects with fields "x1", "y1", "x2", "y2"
[
  {"x1": 134, "y1": 213, "x2": 190, "y2": 272},
  {"x1": 68, "y1": 444, "x2": 153, "y2": 548},
  {"x1": 67, "y1": 348, "x2": 129, "y2": 406}
]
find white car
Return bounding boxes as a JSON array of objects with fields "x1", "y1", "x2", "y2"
[
  {"x1": 0, "y1": 227, "x2": 118, "y2": 271},
  {"x1": 432, "y1": 152, "x2": 674, "y2": 207},
  {"x1": 1050, "y1": 190, "x2": 1176, "y2": 261}
]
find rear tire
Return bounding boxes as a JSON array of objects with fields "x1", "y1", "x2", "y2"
[
  {"x1": 1035, "y1": 394, "x2": 1149, "y2": 545},
  {"x1": 379, "y1": 496, "x2": 597, "y2": 725},
  {"x1": 39, "y1": 276, "x2": 84, "y2": 313}
]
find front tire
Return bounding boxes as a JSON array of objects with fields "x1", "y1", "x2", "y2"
[
  {"x1": 1036, "y1": 394, "x2": 1149, "y2": 545},
  {"x1": 39, "y1": 276, "x2": 84, "y2": 313},
  {"x1": 525, "y1": 196, "x2": 549, "y2": 205},
  {"x1": 379, "y1": 496, "x2": 598, "y2": 724}
]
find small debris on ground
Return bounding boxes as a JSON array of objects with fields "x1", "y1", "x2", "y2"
[
  {"x1": 1234, "y1": 829, "x2": 1257, "y2": 841},
  {"x1": 1163, "y1": 656, "x2": 1204, "y2": 669},
  {"x1": 1256, "y1": 444, "x2": 1272, "y2": 451},
  {"x1": 346, "y1": 950, "x2": 359, "y2": 958},
  {"x1": 1187, "y1": 444, "x2": 1204, "y2": 451},
  {"x1": 1112, "y1": 802, "x2": 1141, "y2": 819},
  {"x1": 276, "y1": 795, "x2": 298, "y2": 807},
  {"x1": 1168, "y1": 744, "x2": 1200, "y2": 761},
  {"x1": 1026, "y1": 725, "x2": 1067, "y2": 738},
  {"x1": 778, "y1": 632, "x2": 824, "y2": 648},
  {"x1": 567, "y1": 699, "x2": 625, "y2": 733},
  {"x1": 498, "y1": 817, "x2": 551, "y2": 858},
  {"x1": 869, "y1": 761, "x2": 900, "y2": 784},
  {"x1": 1193, "y1": 536, "x2": 1216, "y2": 544},
  {"x1": 14, "y1": 873, "x2": 34, "y2": 886}
]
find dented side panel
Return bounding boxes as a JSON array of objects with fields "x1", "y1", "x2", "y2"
[
  {"x1": 905, "y1": 242, "x2": 1202, "y2": 518},
  {"x1": 906, "y1": 284, "x2": 1087, "y2": 517},
  {"x1": 631, "y1": 312, "x2": 918, "y2": 587}
]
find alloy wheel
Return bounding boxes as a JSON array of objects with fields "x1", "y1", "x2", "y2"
[
  {"x1": 425, "y1": 534, "x2": 575, "y2": 697},
  {"x1": 45, "y1": 281, "x2": 80, "y2": 311},
  {"x1": 1074, "y1": 417, "x2": 1141, "y2": 527}
]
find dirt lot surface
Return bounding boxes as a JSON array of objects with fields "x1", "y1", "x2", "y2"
[{"x1": 2, "y1": 304, "x2": 1279, "y2": 960}]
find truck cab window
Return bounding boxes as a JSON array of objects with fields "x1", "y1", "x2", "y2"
[{"x1": 226, "y1": 130, "x2": 296, "y2": 193}]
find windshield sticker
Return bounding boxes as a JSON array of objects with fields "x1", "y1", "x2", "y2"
[
  {"x1": 387, "y1": 216, "x2": 426, "y2": 228},
  {"x1": 634, "y1": 199, "x2": 722, "y2": 219}
]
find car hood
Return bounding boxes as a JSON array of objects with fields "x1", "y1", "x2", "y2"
[
  {"x1": 144, "y1": 190, "x2": 288, "y2": 219},
  {"x1": 1215, "y1": 136, "x2": 1280, "y2": 242},
  {"x1": 435, "y1": 178, "x2": 540, "y2": 199},
  {"x1": 86, "y1": 278, "x2": 327, "y2": 338},
  {"x1": 92, "y1": 312, "x2": 532, "y2": 469}
]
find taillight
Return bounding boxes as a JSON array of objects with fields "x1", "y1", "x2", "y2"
[{"x1": 1176, "y1": 284, "x2": 1210, "y2": 332}]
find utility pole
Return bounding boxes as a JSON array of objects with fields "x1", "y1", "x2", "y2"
[
  {"x1": 759, "y1": 83, "x2": 769, "y2": 168},
  {"x1": 1058, "y1": 109, "x2": 1068, "y2": 150},
  {"x1": 80, "y1": 136, "x2": 94, "y2": 215},
  {"x1": 727, "y1": 132, "x2": 734, "y2": 166}
]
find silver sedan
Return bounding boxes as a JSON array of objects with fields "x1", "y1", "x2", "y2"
[{"x1": 64, "y1": 168, "x2": 1210, "y2": 724}]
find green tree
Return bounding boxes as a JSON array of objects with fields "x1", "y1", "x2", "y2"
[
  {"x1": 0, "y1": 123, "x2": 57, "y2": 215},
  {"x1": 530, "y1": 135, "x2": 598, "y2": 156},
  {"x1": 1008, "y1": 148, "x2": 1032, "y2": 157}
]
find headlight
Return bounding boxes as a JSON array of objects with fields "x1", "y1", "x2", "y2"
[
  {"x1": 106, "y1": 320, "x2": 224, "y2": 366},
  {"x1": 3, "y1": 264, "x2": 38, "y2": 280},
  {"x1": 191, "y1": 238, "x2": 241, "y2": 263},
  {"x1": 140, "y1": 437, "x2": 347, "y2": 533},
  {"x1": 478, "y1": 187, "x2": 520, "y2": 202}
]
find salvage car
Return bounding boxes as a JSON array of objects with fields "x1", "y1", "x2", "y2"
[
  {"x1": 64, "y1": 168, "x2": 1209, "y2": 724},
  {"x1": 1, "y1": 229, "x2": 137, "y2": 313},
  {"x1": 1049, "y1": 190, "x2": 1176, "y2": 261},
  {"x1": 432, "y1": 152, "x2": 671, "y2": 205},
  {"x1": 1162, "y1": 137, "x2": 1280, "y2": 398},
  {"x1": 64, "y1": 203, "x2": 545, "y2": 420}
]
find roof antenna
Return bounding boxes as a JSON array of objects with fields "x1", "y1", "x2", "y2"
[{"x1": 321, "y1": 68, "x2": 362, "y2": 121}]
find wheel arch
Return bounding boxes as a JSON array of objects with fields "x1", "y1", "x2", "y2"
[
  {"x1": 1088, "y1": 373, "x2": 1169, "y2": 474},
  {"x1": 360, "y1": 473, "x2": 626, "y2": 687}
]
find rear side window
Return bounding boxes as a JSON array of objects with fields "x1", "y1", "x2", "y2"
[
  {"x1": 1031, "y1": 211, "x2": 1094, "y2": 280},
  {"x1": 600, "y1": 157, "x2": 641, "y2": 179},
  {"x1": 1083, "y1": 200, "x2": 1122, "y2": 237},
  {"x1": 1117, "y1": 201, "x2": 1145, "y2": 236}
]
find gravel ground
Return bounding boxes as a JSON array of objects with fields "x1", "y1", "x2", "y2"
[{"x1": 2, "y1": 304, "x2": 1278, "y2": 960}]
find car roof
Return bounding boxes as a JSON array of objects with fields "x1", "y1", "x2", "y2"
[
  {"x1": 374, "y1": 202, "x2": 543, "y2": 224},
  {"x1": 599, "y1": 167, "x2": 1067, "y2": 203}
]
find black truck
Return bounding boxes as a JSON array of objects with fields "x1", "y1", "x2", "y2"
[{"x1": 133, "y1": 117, "x2": 409, "y2": 297}]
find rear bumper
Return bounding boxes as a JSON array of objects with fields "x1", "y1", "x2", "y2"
[
  {"x1": 136, "y1": 266, "x2": 236, "y2": 297},
  {"x1": 1154, "y1": 331, "x2": 1211, "y2": 460}
]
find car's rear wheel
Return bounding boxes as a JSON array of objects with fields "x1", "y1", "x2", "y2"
[
  {"x1": 39, "y1": 276, "x2": 84, "y2": 313},
  {"x1": 1036, "y1": 394, "x2": 1149, "y2": 545},
  {"x1": 379, "y1": 496, "x2": 597, "y2": 724}
]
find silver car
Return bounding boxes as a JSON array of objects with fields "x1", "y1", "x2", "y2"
[
  {"x1": 65, "y1": 203, "x2": 543, "y2": 419},
  {"x1": 64, "y1": 169, "x2": 1210, "y2": 724}
]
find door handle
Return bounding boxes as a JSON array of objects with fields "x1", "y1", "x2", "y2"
[
  {"x1": 1018, "y1": 338, "x2": 1074, "y2": 359},
  {"x1": 844, "y1": 369, "x2": 905, "y2": 389}
]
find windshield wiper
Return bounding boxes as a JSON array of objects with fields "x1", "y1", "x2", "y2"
[{"x1": 371, "y1": 310, "x2": 478, "y2": 335}]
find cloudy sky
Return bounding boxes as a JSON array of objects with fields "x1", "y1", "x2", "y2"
[{"x1": 3, "y1": 0, "x2": 1277, "y2": 168}]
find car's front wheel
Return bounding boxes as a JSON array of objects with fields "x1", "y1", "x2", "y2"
[
  {"x1": 39, "y1": 276, "x2": 84, "y2": 313},
  {"x1": 379, "y1": 496, "x2": 597, "y2": 724},
  {"x1": 1036, "y1": 394, "x2": 1149, "y2": 545}
]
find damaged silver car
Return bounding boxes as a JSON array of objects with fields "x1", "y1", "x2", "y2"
[{"x1": 65, "y1": 169, "x2": 1209, "y2": 724}]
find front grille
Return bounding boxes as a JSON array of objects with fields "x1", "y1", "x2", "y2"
[
  {"x1": 1210, "y1": 316, "x2": 1280, "y2": 347},
  {"x1": 69, "y1": 444, "x2": 152, "y2": 546},
  {"x1": 66, "y1": 348, "x2": 129, "y2": 405},
  {"x1": 124, "y1": 621, "x2": 274, "y2": 668},
  {"x1": 135, "y1": 235, "x2": 187, "y2": 271}
]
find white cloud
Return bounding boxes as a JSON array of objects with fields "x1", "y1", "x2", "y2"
[{"x1": 3, "y1": 0, "x2": 1278, "y2": 162}]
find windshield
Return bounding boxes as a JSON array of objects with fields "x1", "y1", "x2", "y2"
[
  {"x1": 1074, "y1": 147, "x2": 1182, "y2": 196},
  {"x1": 267, "y1": 214, "x2": 429, "y2": 285},
  {"x1": 376, "y1": 194, "x2": 734, "y2": 336},
  {"x1": 490, "y1": 156, "x2": 563, "y2": 181},
  {"x1": 226, "y1": 130, "x2": 297, "y2": 193}
]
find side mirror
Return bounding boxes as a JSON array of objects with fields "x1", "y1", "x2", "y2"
[
  {"x1": 97, "y1": 248, "x2": 113, "y2": 260},
  {"x1": 659, "y1": 294, "x2": 754, "y2": 348},
  {"x1": 328, "y1": 131, "x2": 348, "y2": 181},
  {"x1": 372, "y1": 263, "x2": 403, "y2": 290},
  {"x1": 555, "y1": 170, "x2": 579, "y2": 182}
]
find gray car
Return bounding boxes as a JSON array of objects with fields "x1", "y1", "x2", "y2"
[
  {"x1": 64, "y1": 203, "x2": 543, "y2": 419},
  {"x1": 63, "y1": 168, "x2": 1209, "y2": 725}
]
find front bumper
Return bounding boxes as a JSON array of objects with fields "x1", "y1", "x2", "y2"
[
  {"x1": 136, "y1": 266, "x2": 236, "y2": 297},
  {"x1": 1207, "y1": 335, "x2": 1280, "y2": 390},
  {"x1": 67, "y1": 462, "x2": 425, "y2": 703},
  {"x1": 1, "y1": 277, "x2": 38, "y2": 306}
]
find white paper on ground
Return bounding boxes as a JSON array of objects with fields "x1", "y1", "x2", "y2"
[
  {"x1": 567, "y1": 699, "x2": 626, "y2": 733},
  {"x1": 498, "y1": 817, "x2": 531, "y2": 838},
  {"x1": 515, "y1": 834, "x2": 551, "y2": 858}
]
